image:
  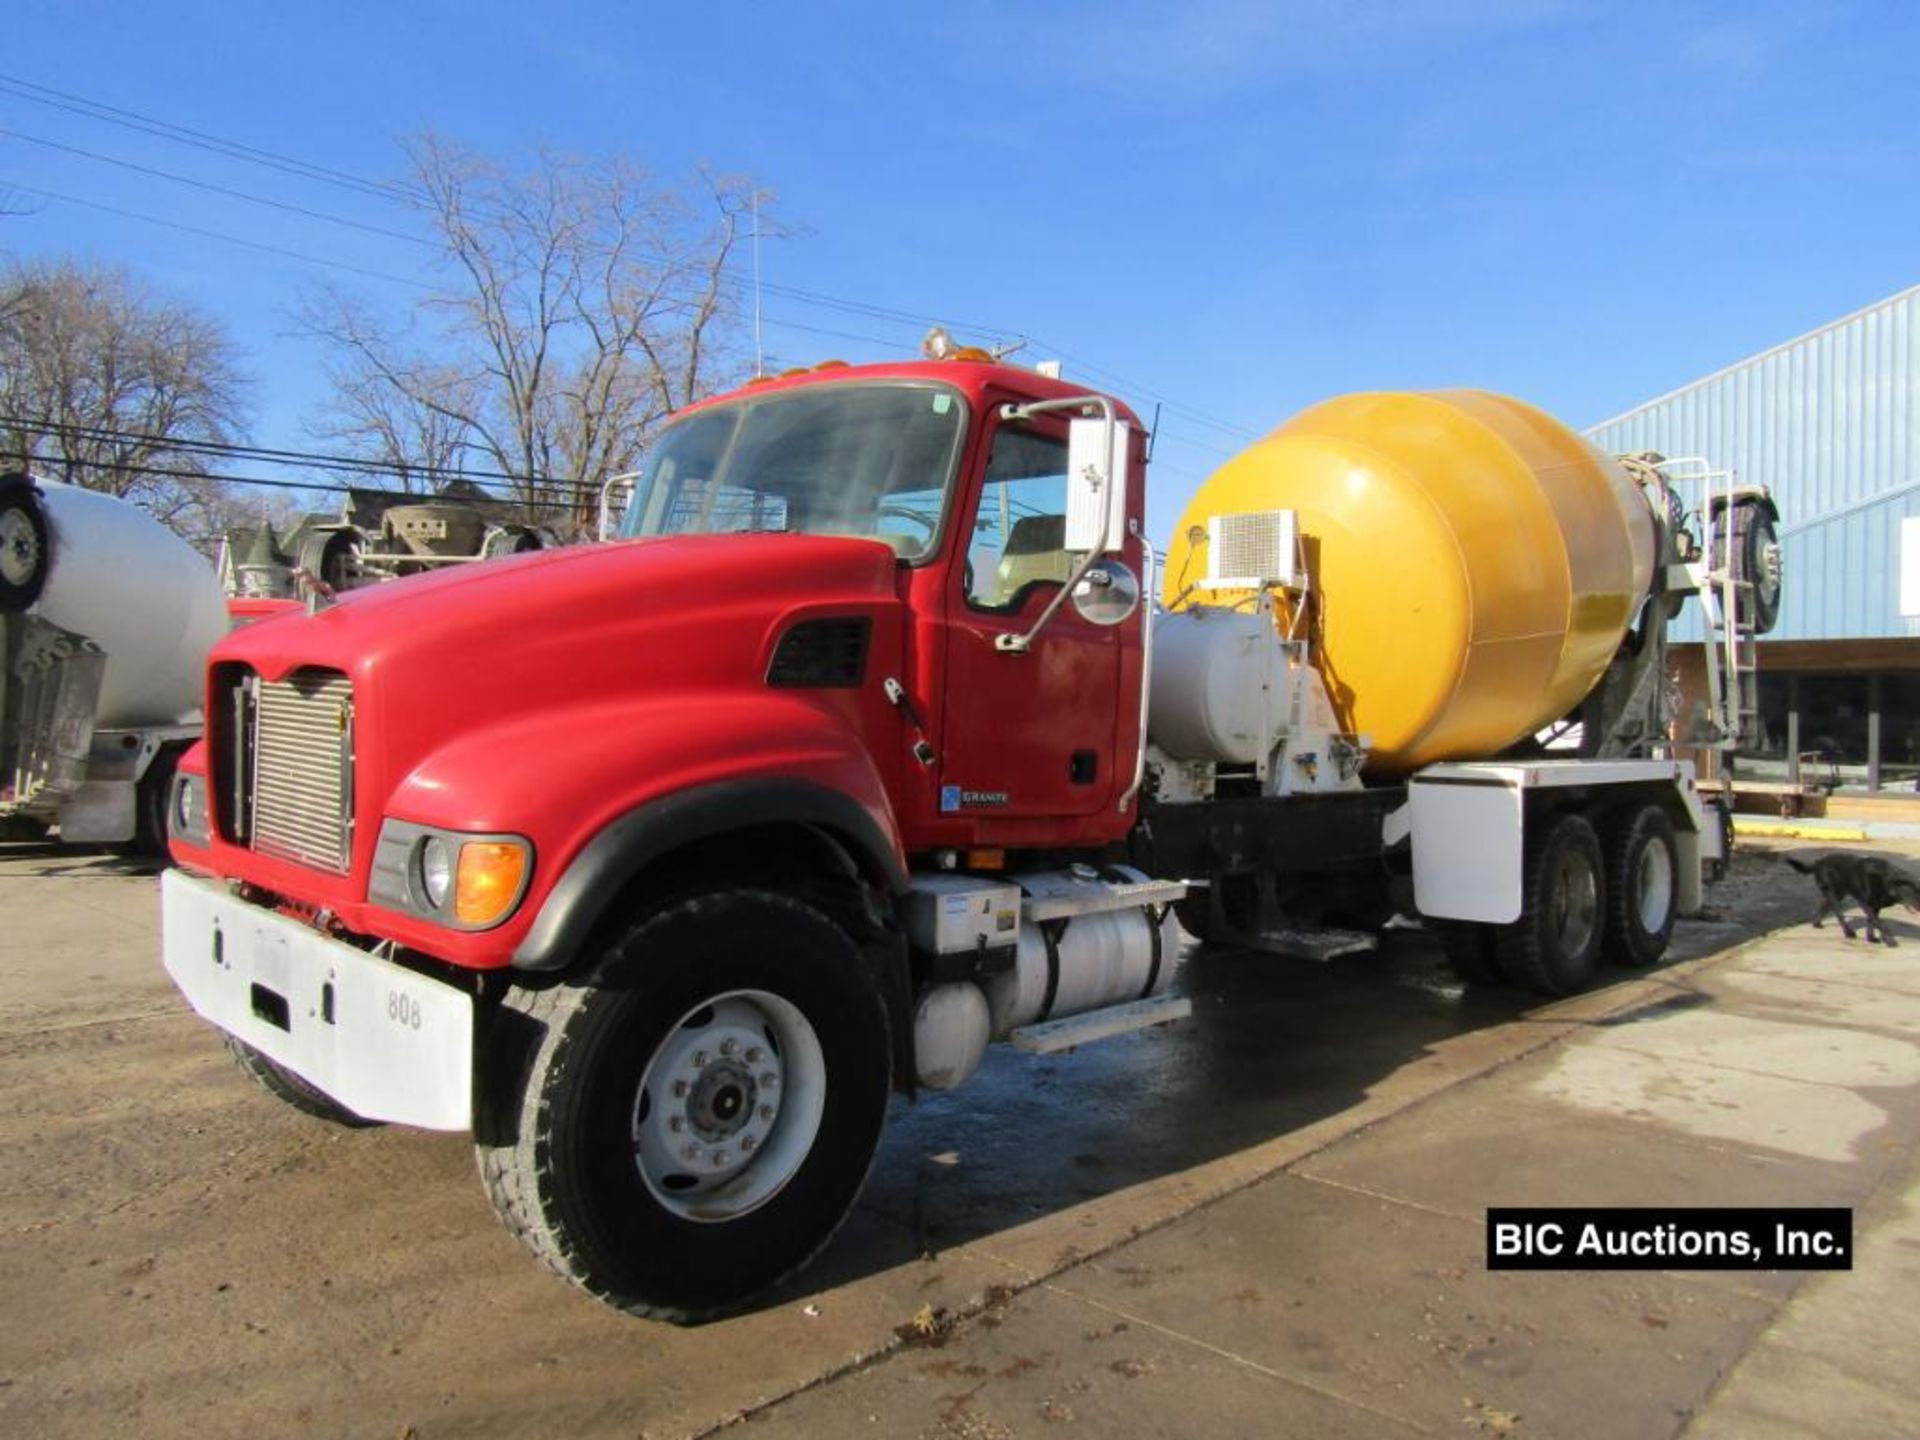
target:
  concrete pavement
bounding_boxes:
[1,840,1915,1438]
[736,848,1920,1439]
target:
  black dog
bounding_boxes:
[1786,853,1920,946]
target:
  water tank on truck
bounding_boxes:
[1160,390,1658,776]
[1,473,228,849]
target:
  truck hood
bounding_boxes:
[219,533,899,676]
[212,533,906,803]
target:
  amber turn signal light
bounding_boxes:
[454,841,530,927]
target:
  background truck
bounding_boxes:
[1,472,228,851]
[218,479,555,600]
[157,355,1776,1320]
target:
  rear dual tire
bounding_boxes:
[1601,804,1678,969]
[1494,813,1607,996]
[1440,803,1679,997]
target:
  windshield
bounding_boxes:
[619,381,967,561]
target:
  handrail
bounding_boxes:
[1118,530,1156,813]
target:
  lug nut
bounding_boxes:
[692,1050,709,1068]
[720,1038,738,1057]
[684,1144,702,1161]
[745,1047,763,1064]
[760,1072,778,1089]
[668,1116,684,1133]
[740,1134,757,1152]
[672,1079,689,1098]
[759,1104,776,1121]
[713,1149,729,1166]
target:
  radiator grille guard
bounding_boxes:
[246,668,355,873]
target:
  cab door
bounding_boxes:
[935,414,1128,829]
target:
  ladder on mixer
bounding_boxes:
[1698,566,1761,751]
[1651,457,1762,754]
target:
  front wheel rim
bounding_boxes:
[631,990,827,1223]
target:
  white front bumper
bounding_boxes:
[161,869,474,1130]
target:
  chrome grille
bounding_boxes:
[250,669,354,872]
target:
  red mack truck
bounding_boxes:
[159,353,1777,1319]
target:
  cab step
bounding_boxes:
[1010,993,1193,1054]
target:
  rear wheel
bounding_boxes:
[1602,804,1678,968]
[1706,798,1735,883]
[225,1037,380,1127]
[476,890,892,1322]
[481,525,544,558]
[296,527,361,592]
[131,745,183,857]
[1495,812,1606,997]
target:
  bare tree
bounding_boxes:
[0,257,250,540]
[305,136,761,528]
[312,333,482,494]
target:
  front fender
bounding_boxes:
[382,693,905,964]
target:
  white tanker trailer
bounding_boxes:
[1,472,229,851]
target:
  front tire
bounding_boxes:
[1602,804,1678,968]
[225,1037,381,1127]
[477,890,892,1322]
[1495,812,1606,997]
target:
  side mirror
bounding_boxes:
[1069,558,1141,627]
[1064,417,1128,555]
[598,471,640,541]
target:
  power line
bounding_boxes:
[0,69,1036,349]
[0,72,419,206]
[1,172,914,358]
[1,449,599,513]
[1,181,437,290]
[0,127,437,247]
[3,420,596,506]
[1,72,1263,440]
[3,413,557,487]
[2,449,444,499]
[1150,427,1241,461]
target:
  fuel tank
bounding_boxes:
[1163,391,1655,776]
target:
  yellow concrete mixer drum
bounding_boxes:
[1163,390,1655,777]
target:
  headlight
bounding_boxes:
[371,820,533,931]
[419,836,455,909]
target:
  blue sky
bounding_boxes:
[4,0,1916,543]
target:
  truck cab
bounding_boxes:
[162,358,1174,1320]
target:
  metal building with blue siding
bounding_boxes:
[1587,281,1920,793]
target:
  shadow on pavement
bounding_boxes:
[771,851,1820,1314]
